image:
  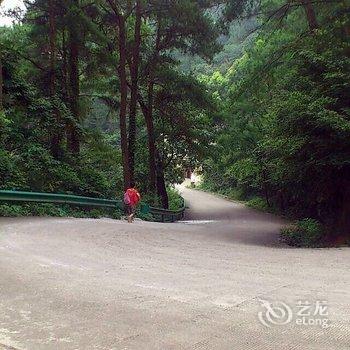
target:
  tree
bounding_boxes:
[200,1,350,239]
[0,55,3,111]
[66,0,81,154]
[127,0,142,185]
[105,0,133,189]
[151,69,215,207]
[136,0,222,206]
[301,0,318,30]
[48,0,63,158]
[102,0,223,200]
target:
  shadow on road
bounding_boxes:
[179,186,286,248]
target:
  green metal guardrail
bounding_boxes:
[0,190,185,222]
[149,196,186,222]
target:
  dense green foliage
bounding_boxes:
[0,0,226,215]
[280,218,324,248]
[0,58,123,195]
[0,10,123,199]
[197,2,350,243]
[0,202,123,219]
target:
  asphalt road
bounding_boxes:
[0,187,349,350]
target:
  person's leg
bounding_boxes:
[129,205,136,222]
[125,205,133,223]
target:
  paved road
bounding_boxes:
[0,187,349,350]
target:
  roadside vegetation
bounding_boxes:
[191,2,350,247]
[0,0,223,214]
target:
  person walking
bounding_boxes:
[123,185,141,223]
[190,172,196,188]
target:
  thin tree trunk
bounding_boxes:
[342,1,350,36]
[62,29,69,102]
[139,96,157,195]
[146,80,157,193]
[0,57,3,111]
[128,0,142,185]
[301,0,318,31]
[106,0,131,189]
[118,14,131,189]
[67,3,80,154]
[48,0,56,100]
[140,23,161,195]
[48,0,62,158]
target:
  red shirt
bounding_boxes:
[126,188,141,206]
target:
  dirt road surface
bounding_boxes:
[0,187,349,350]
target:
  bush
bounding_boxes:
[225,187,246,201]
[0,203,123,220]
[167,187,184,210]
[136,211,155,221]
[0,204,31,217]
[246,197,272,212]
[280,218,324,247]
[30,203,68,217]
[198,181,246,201]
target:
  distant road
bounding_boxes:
[0,187,349,349]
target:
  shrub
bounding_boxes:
[246,197,271,211]
[225,187,246,201]
[0,204,31,217]
[198,182,246,201]
[111,208,123,220]
[167,187,184,210]
[280,218,324,247]
[29,203,67,217]
[136,211,154,222]
[0,203,123,220]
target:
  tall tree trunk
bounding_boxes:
[0,57,3,111]
[118,14,131,189]
[128,0,142,185]
[48,0,62,158]
[48,0,56,102]
[62,29,69,103]
[140,23,161,195]
[67,4,80,154]
[146,78,158,194]
[301,0,318,31]
[139,96,157,195]
[156,150,169,209]
[342,1,350,37]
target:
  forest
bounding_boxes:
[0,0,349,245]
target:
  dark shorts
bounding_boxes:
[125,204,136,216]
